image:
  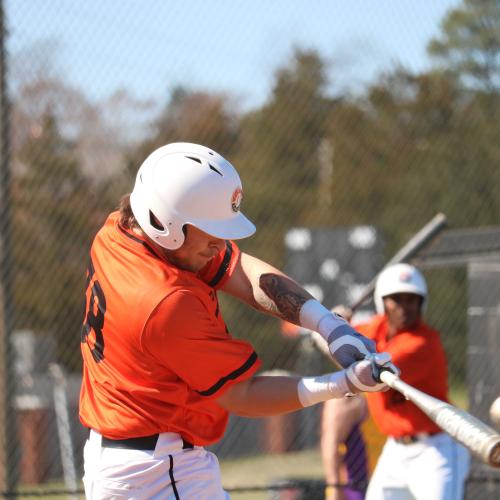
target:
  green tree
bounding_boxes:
[223,49,334,367]
[428,0,500,92]
[326,66,499,247]
[237,48,333,256]
[12,112,104,369]
[126,88,241,185]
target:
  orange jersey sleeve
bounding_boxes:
[358,315,448,437]
[142,288,259,397]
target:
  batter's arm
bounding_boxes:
[222,252,380,369]
[220,252,315,325]
[218,359,390,417]
[217,375,304,417]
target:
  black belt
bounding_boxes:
[87,429,194,451]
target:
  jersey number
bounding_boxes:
[81,259,107,362]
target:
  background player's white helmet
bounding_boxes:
[374,263,427,314]
[130,142,256,250]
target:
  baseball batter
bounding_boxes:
[356,264,470,500]
[79,143,398,499]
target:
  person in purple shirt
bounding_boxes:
[321,395,369,500]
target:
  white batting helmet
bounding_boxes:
[374,263,427,314]
[130,142,256,250]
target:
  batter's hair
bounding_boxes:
[119,194,141,230]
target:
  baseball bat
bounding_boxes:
[380,370,500,468]
[349,212,447,312]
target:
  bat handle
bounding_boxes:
[379,369,400,388]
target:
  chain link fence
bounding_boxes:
[1,0,499,498]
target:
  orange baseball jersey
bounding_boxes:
[79,211,261,445]
[357,315,448,437]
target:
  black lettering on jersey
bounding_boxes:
[81,258,107,362]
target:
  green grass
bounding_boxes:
[449,384,468,410]
[16,481,84,500]
[220,448,324,499]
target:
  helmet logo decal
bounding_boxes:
[399,270,412,282]
[231,188,243,213]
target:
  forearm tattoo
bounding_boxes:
[259,273,309,324]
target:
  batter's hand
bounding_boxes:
[345,352,400,393]
[326,319,377,369]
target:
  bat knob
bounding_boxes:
[490,440,500,468]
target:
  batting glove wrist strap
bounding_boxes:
[297,371,353,407]
[299,299,346,341]
[299,299,376,369]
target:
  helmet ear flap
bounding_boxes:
[130,186,183,249]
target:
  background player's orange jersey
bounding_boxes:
[79,212,261,445]
[357,314,448,437]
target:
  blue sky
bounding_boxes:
[7,1,461,110]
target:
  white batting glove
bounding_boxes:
[345,352,400,393]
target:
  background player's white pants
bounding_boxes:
[83,430,230,500]
[366,432,470,500]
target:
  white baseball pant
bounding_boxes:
[366,432,470,500]
[83,430,229,499]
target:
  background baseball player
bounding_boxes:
[79,142,398,499]
[348,263,471,500]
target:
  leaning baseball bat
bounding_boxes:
[309,213,447,358]
[349,212,447,312]
[380,370,500,468]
